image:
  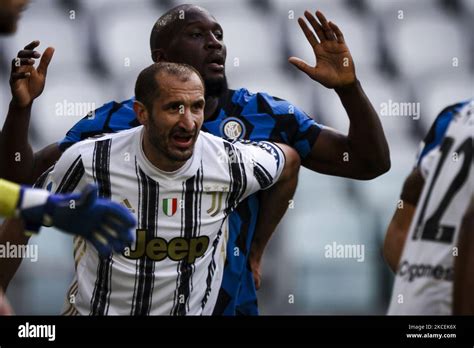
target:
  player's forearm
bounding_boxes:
[251,174,298,261]
[0,102,35,183]
[250,147,300,265]
[453,200,474,315]
[334,80,390,178]
[0,219,30,291]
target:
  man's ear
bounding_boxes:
[133,101,148,126]
[152,49,166,63]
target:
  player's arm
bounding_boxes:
[0,40,59,184]
[383,168,425,272]
[232,140,298,289]
[289,10,390,180]
[249,144,300,289]
[453,196,474,315]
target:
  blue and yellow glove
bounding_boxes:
[17,184,136,256]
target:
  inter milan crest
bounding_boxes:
[221,117,246,140]
[162,198,178,217]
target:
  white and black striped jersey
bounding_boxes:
[38,126,284,315]
[388,99,473,315]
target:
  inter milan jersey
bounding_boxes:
[58,88,322,315]
[41,126,284,315]
[388,99,473,315]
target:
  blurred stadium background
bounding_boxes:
[0,0,472,315]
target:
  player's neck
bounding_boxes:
[204,96,219,120]
[204,89,228,120]
[141,133,188,173]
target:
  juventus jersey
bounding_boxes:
[388,99,473,315]
[39,126,284,315]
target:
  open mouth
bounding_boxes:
[171,133,194,148]
[206,56,225,71]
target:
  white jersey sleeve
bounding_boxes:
[232,140,285,198]
[35,142,88,194]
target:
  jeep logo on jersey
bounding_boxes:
[162,198,178,216]
[124,230,210,263]
[221,118,246,140]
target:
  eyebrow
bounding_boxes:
[184,21,222,31]
[162,98,205,108]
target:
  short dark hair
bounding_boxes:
[149,4,197,59]
[134,62,204,113]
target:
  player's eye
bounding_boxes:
[214,30,223,40]
[166,103,181,111]
[192,101,204,111]
[190,32,202,39]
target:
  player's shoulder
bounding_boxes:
[76,97,135,126]
[59,97,137,151]
[64,125,141,158]
[232,87,299,115]
[417,99,472,160]
[428,99,472,134]
[199,130,251,165]
[200,131,282,165]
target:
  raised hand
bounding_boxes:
[10,40,54,108]
[289,10,356,89]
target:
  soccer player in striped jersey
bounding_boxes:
[0,5,390,315]
[384,99,473,314]
[40,62,294,315]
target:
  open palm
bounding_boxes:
[289,10,356,89]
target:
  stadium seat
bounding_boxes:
[210,5,281,70]
[279,0,380,72]
[383,7,466,78]
[366,0,442,15]
[275,172,382,314]
[94,2,164,79]
[2,0,88,69]
[414,70,474,134]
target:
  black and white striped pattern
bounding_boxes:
[90,139,113,315]
[223,142,247,215]
[253,162,274,189]
[171,164,204,315]
[130,163,159,316]
[55,156,84,194]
